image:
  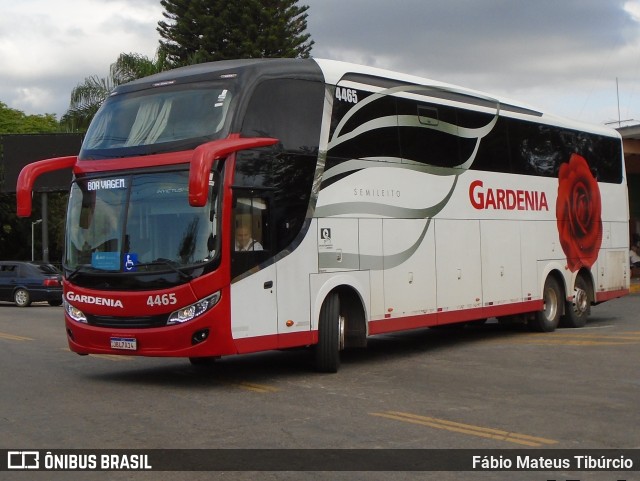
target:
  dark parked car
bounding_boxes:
[0,261,63,307]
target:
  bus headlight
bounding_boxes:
[64,299,87,323]
[167,291,221,325]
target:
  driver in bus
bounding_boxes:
[235,225,263,252]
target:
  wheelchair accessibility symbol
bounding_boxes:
[124,253,138,272]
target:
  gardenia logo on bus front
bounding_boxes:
[66,291,124,308]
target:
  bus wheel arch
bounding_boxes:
[314,285,367,373]
[334,285,367,348]
[529,271,565,332]
[560,269,593,328]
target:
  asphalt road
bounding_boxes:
[1,294,639,481]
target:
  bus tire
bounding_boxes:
[529,276,562,332]
[315,292,343,373]
[189,356,218,367]
[560,275,590,328]
[14,288,31,307]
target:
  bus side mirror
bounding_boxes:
[189,137,278,207]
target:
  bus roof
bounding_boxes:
[113,58,323,95]
[113,57,618,139]
[313,58,619,138]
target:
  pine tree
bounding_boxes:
[157,0,314,66]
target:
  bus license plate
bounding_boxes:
[110,337,137,350]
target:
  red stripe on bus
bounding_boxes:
[595,288,629,303]
[368,300,542,335]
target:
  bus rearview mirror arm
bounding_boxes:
[189,137,278,207]
[16,156,78,217]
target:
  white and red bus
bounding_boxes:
[17,59,629,372]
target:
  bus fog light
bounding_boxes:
[167,291,220,325]
[64,299,87,323]
[192,329,210,345]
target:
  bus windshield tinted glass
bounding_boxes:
[80,82,233,159]
[65,171,219,274]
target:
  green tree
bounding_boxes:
[60,75,114,131]
[110,49,170,85]
[62,49,169,131]
[157,0,314,66]
[0,101,59,134]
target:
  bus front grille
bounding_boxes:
[86,314,168,328]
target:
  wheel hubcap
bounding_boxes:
[338,315,345,351]
[572,287,588,315]
[544,287,557,320]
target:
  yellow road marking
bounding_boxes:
[371,411,558,447]
[232,382,279,393]
[60,348,134,361]
[515,339,636,346]
[91,354,135,361]
[548,332,640,340]
[58,347,278,389]
[496,331,640,346]
[0,331,34,341]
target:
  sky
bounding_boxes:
[1,0,640,127]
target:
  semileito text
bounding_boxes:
[469,180,548,211]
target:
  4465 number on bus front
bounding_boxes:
[146,294,177,307]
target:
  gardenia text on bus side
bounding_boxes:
[469,180,549,211]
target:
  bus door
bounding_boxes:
[229,190,278,348]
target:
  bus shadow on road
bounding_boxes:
[81,310,622,388]
[81,319,550,387]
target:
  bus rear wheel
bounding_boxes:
[315,292,344,373]
[529,276,562,332]
[560,275,590,328]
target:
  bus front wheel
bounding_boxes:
[315,292,344,373]
[189,356,218,367]
[529,276,562,332]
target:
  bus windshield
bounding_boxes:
[79,82,234,160]
[64,170,220,275]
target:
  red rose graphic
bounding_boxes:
[556,153,602,272]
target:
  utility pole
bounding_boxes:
[41,192,49,262]
[31,219,42,261]
[616,77,621,127]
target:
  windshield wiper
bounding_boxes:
[65,264,94,282]
[135,259,193,281]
